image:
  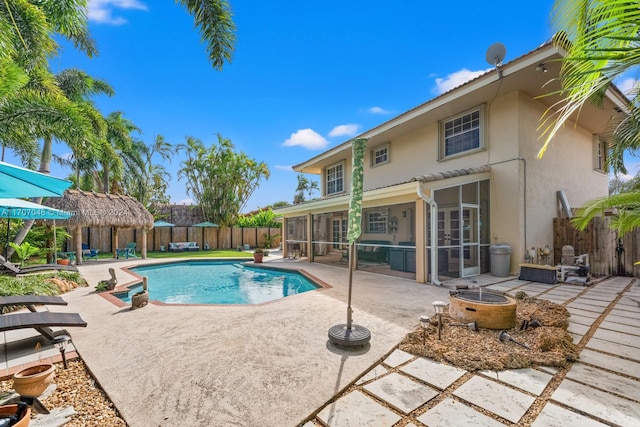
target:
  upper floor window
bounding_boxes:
[593,136,607,172]
[441,106,484,159]
[371,144,389,167]
[367,211,387,233]
[326,162,344,195]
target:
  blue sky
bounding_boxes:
[29,0,566,211]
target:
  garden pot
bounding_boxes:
[0,404,30,426]
[253,252,264,263]
[56,259,70,266]
[12,363,55,397]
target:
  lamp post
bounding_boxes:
[419,315,430,345]
[51,335,71,369]
[432,301,447,340]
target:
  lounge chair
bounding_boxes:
[1,261,77,276]
[0,311,87,340]
[0,295,68,312]
[81,244,99,261]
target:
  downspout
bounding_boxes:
[416,183,442,286]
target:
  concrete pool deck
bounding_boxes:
[2,255,639,426]
[42,254,454,426]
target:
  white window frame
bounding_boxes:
[371,143,390,167]
[593,136,607,173]
[440,105,485,159]
[325,161,345,195]
[367,211,387,234]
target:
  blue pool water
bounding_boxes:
[116,260,319,304]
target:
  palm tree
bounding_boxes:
[546,1,640,235]
[122,135,174,207]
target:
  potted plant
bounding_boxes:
[253,248,264,263]
[12,343,56,399]
[56,253,70,266]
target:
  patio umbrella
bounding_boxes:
[328,138,371,347]
[153,220,175,251]
[0,198,73,261]
[0,161,72,198]
[193,221,218,249]
[153,220,175,227]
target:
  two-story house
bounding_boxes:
[276,40,627,284]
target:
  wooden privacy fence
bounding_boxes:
[553,217,639,277]
[69,227,281,254]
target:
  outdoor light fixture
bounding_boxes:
[419,315,430,345]
[51,335,71,369]
[536,63,548,72]
[432,301,447,340]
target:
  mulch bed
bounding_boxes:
[399,291,579,371]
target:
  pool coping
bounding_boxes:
[99,257,332,308]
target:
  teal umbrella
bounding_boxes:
[194,221,218,250]
[328,138,371,347]
[193,221,219,227]
[0,161,71,198]
[153,220,175,227]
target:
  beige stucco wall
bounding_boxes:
[283,87,610,279]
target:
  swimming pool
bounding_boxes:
[116,260,320,305]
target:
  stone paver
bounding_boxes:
[453,375,535,423]
[592,328,640,347]
[567,307,600,319]
[316,390,401,427]
[612,303,640,314]
[355,364,388,385]
[532,403,609,427]
[363,372,438,414]
[417,398,504,427]
[565,363,640,401]
[552,379,640,426]
[599,320,640,335]
[567,322,590,336]
[566,301,605,313]
[579,348,640,379]
[605,313,640,327]
[383,349,414,368]
[480,368,553,396]
[400,357,467,390]
[587,337,640,361]
[610,308,638,319]
[571,298,610,308]
[567,314,597,326]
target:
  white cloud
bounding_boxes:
[87,0,147,25]
[329,124,359,138]
[615,77,638,97]
[282,129,329,149]
[275,165,294,171]
[367,106,393,115]
[434,68,490,94]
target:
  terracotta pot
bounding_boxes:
[0,404,31,426]
[253,252,264,263]
[57,259,70,266]
[12,363,56,397]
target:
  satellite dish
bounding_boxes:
[485,42,506,67]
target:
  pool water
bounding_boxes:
[117,260,319,304]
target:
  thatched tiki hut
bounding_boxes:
[44,190,154,264]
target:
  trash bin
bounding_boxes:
[490,244,511,277]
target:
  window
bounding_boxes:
[367,211,387,233]
[371,144,389,166]
[326,162,344,195]
[593,136,607,172]
[441,106,484,158]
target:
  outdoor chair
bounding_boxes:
[125,242,137,258]
[81,244,99,261]
[0,311,87,340]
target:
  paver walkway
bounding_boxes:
[303,276,640,426]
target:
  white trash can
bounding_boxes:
[490,244,511,277]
